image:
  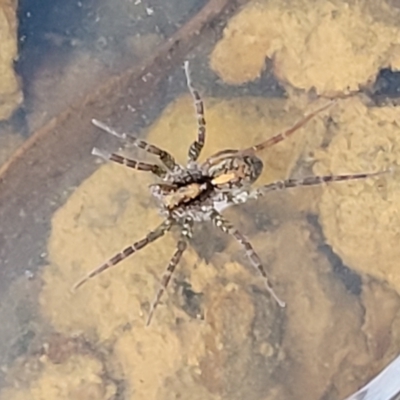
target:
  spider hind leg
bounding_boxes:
[241,100,336,156]
[211,211,285,308]
[250,170,388,200]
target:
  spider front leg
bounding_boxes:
[184,61,206,164]
[146,219,193,325]
[92,148,167,178]
[73,219,173,290]
[210,211,285,308]
[92,119,181,172]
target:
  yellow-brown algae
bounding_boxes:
[210,0,400,95]
[249,221,370,400]
[0,0,22,120]
[313,97,400,294]
[0,354,116,400]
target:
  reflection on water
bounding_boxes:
[2,0,400,399]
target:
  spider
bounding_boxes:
[73,62,384,325]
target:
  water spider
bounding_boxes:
[73,62,385,325]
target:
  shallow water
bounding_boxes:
[1,0,400,399]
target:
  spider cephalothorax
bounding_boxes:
[74,62,385,325]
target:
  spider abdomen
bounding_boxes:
[207,154,263,190]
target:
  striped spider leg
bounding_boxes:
[209,170,388,311]
[92,147,167,178]
[91,119,181,173]
[202,100,335,170]
[210,210,285,307]
[240,99,336,156]
[73,219,173,290]
[184,61,206,164]
[146,218,193,326]
[225,170,388,206]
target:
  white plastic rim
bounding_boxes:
[344,355,400,400]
